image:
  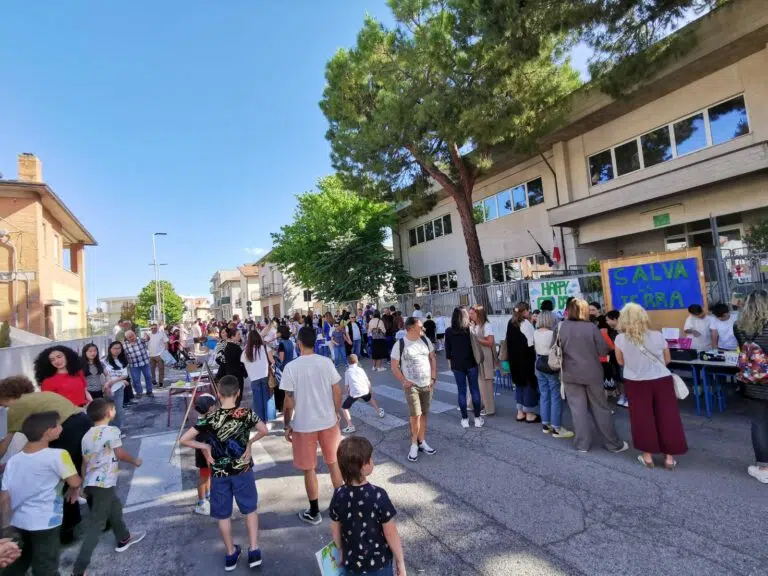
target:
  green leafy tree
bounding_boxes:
[474,0,728,97]
[270,175,410,302]
[120,301,137,323]
[135,280,184,327]
[321,0,581,286]
[745,220,768,253]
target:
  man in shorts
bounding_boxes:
[281,326,344,525]
[391,317,438,462]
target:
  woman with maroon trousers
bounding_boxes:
[615,303,687,469]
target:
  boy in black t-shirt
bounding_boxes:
[329,437,405,576]
[181,376,268,571]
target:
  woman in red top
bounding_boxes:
[34,345,91,407]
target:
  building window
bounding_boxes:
[527,178,544,207]
[413,270,458,293]
[473,176,545,225]
[708,95,749,146]
[483,196,498,221]
[614,140,641,176]
[641,126,673,168]
[588,95,750,186]
[485,254,553,282]
[53,234,59,264]
[589,150,614,185]
[409,214,452,248]
[42,223,48,256]
[673,113,707,156]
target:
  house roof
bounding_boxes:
[0,180,97,245]
[238,264,260,277]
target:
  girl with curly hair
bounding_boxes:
[35,345,91,407]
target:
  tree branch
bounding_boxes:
[406,144,458,196]
[448,142,474,200]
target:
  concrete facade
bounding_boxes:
[96,296,138,328]
[396,0,768,290]
[238,264,261,320]
[209,269,241,321]
[255,256,319,319]
[0,154,96,338]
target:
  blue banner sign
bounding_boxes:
[608,257,702,310]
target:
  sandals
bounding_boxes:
[663,459,677,471]
[637,454,655,468]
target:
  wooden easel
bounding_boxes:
[168,362,220,463]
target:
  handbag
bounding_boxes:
[498,339,508,362]
[548,326,562,372]
[265,345,278,389]
[637,342,689,400]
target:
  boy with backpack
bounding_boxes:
[181,375,268,571]
[390,317,437,463]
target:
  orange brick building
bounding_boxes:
[0,154,97,339]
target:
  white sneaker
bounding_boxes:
[418,441,436,455]
[194,501,210,515]
[377,408,385,418]
[460,418,469,429]
[474,416,485,428]
[748,465,768,484]
[610,441,630,454]
[408,443,418,462]
[480,409,487,417]
[342,425,356,434]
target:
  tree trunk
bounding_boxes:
[452,187,485,286]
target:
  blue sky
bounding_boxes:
[0,1,589,308]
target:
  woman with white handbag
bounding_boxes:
[615,303,688,470]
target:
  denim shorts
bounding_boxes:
[210,473,258,519]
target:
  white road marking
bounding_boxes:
[249,433,277,473]
[125,432,182,508]
[348,402,407,431]
[439,370,453,376]
[123,488,197,514]
[372,385,455,414]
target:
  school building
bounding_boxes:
[394,0,768,296]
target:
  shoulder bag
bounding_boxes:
[548,325,562,372]
[636,341,689,400]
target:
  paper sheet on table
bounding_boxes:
[662,328,680,340]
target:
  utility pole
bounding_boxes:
[152,232,167,323]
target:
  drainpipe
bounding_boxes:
[0,233,18,327]
[540,154,569,271]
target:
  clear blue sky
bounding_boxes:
[0,1,589,308]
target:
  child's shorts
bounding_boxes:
[199,467,210,479]
[210,473,258,519]
[195,448,210,471]
[342,393,372,410]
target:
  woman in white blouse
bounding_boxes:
[103,341,130,429]
[470,305,496,416]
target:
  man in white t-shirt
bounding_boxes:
[191,320,203,353]
[709,303,739,351]
[147,323,169,388]
[281,326,343,526]
[391,317,437,462]
[411,303,424,319]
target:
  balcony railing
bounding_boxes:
[260,283,282,297]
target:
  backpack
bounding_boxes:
[737,341,768,384]
[398,335,430,357]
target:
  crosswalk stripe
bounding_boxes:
[125,432,182,507]
[249,433,278,472]
[372,385,455,414]
[439,370,453,376]
[348,402,407,431]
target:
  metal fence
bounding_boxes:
[702,247,768,305]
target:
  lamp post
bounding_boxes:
[152,232,167,322]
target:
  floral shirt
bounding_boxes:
[194,407,261,477]
[82,425,122,488]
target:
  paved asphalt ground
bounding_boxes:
[57,354,768,576]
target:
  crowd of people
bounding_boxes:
[0,289,766,574]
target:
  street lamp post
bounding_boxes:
[152,232,167,322]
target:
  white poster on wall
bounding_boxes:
[529,279,581,313]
